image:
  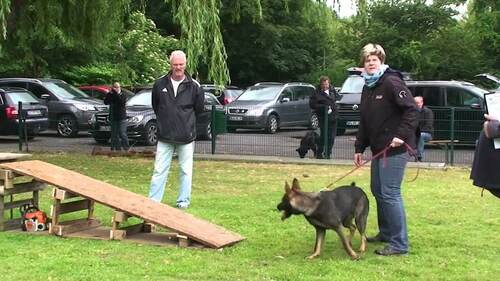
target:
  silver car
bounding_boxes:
[226,82,319,133]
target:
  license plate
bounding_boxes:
[100,126,111,131]
[229,116,243,121]
[27,110,41,116]
[346,121,360,126]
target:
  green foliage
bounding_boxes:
[1,152,499,280]
[0,0,9,40]
[0,0,129,77]
[120,11,179,84]
[61,63,128,86]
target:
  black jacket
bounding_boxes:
[104,89,127,121]
[355,69,418,156]
[417,106,434,136]
[309,86,341,120]
[151,72,204,144]
[470,131,500,196]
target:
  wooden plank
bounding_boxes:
[58,199,91,215]
[3,218,23,231]
[0,153,31,162]
[177,234,190,248]
[0,180,46,196]
[113,211,130,223]
[0,160,245,248]
[52,218,101,236]
[52,188,79,200]
[4,198,34,210]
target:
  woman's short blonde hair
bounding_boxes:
[360,43,386,65]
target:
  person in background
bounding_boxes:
[470,114,500,199]
[104,82,129,151]
[309,76,341,159]
[414,96,434,161]
[148,50,204,209]
[354,43,418,256]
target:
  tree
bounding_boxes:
[0,0,129,77]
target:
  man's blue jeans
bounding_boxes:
[370,152,409,252]
[417,132,432,160]
[148,141,194,207]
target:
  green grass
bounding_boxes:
[1,152,499,281]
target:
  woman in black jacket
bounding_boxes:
[470,114,500,198]
[354,43,418,256]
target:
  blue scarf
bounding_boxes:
[362,64,389,88]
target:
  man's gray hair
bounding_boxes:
[170,50,187,62]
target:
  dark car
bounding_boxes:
[0,78,107,137]
[88,89,224,145]
[201,84,243,105]
[0,87,49,139]
[79,85,134,100]
[225,82,319,133]
[336,69,490,143]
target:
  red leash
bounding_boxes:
[325,143,418,189]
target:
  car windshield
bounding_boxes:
[6,91,39,104]
[340,75,365,94]
[237,85,281,101]
[43,82,90,99]
[464,84,490,97]
[127,90,152,106]
[225,89,243,98]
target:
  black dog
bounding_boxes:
[277,178,369,260]
[296,131,319,158]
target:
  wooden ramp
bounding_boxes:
[0,160,244,248]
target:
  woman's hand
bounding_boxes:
[483,114,499,138]
[390,137,404,147]
[354,153,363,167]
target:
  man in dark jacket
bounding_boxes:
[414,96,434,161]
[104,82,129,151]
[309,76,341,159]
[148,50,204,209]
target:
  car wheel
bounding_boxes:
[57,115,78,137]
[204,122,212,140]
[265,114,278,134]
[144,121,158,146]
[310,113,319,129]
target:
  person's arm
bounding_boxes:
[390,77,418,144]
[193,85,204,114]
[424,107,434,135]
[103,90,113,105]
[151,85,159,116]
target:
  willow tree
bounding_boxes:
[0,0,129,76]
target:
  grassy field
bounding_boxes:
[0,152,499,281]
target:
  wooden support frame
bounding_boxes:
[50,188,100,236]
[0,172,46,231]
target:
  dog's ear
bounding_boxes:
[292,178,301,190]
[285,181,291,193]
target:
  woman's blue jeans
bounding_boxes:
[370,152,410,252]
[148,141,194,207]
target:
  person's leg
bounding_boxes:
[419,132,432,160]
[317,118,326,158]
[326,119,337,159]
[118,120,130,150]
[370,158,390,241]
[377,153,409,252]
[110,121,119,150]
[148,141,175,202]
[176,141,194,207]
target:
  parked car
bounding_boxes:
[225,82,319,133]
[336,70,490,143]
[88,89,224,145]
[201,84,243,105]
[0,78,107,137]
[473,73,500,92]
[79,85,134,100]
[0,87,49,139]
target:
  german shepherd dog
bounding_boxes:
[277,178,369,260]
[296,131,320,158]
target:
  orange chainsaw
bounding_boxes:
[20,204,50,232]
